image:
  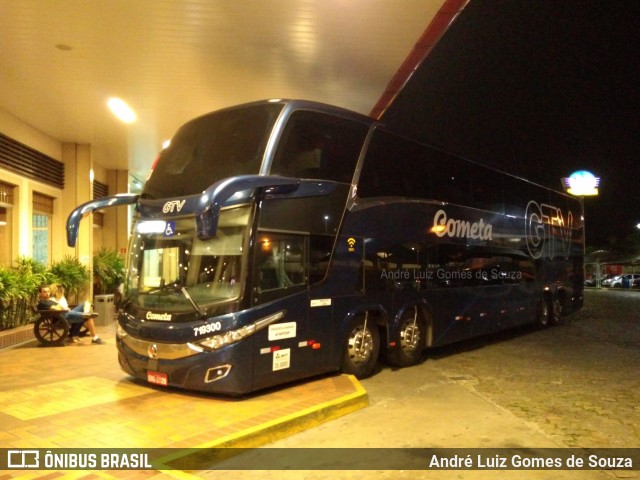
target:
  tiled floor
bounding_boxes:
[0,324,368,478]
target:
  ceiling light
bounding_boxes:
[107,97,137,123]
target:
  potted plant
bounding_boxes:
[93,248,125,295]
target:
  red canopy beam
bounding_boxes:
[370,0,470,120]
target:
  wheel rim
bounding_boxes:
[347,326,373,366]
[540,301,550,326]
[399,319,420,353]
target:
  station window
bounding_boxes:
[32,192,54,265]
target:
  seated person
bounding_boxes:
[37,285,105,345]
[52,284,69,309]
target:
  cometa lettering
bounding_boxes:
[146,312,172,321]
[433,209,493,241]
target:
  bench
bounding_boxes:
[32,307,98,346]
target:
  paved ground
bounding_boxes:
[0,289,638,479]
[440,289,640,450]
[214,289,639,479]
[0,326,367,479]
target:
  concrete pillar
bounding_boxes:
[61,143,93,298]
[16,177,30,258]
[104,169,130,254]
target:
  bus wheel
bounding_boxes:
[550,296,563,324]
[385,306,425,367]
[341,313,380,379]
[538,298,550,328]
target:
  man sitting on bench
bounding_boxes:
[37,285,105,345]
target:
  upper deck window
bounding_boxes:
[143,103,283,199]
[270,110,368,183]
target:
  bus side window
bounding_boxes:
[468,162,504,213]
[429,152,471,206]
[502,175,532,219]
[358,128,431,199]
[308,235,333,284]
[253,234,307,304]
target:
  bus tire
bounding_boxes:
[385,306,425,367]
[538,298,551,328]
[341,313,380,379]
[550,295,563,324]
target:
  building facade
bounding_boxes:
[0,108,130,294]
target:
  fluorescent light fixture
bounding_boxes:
[107,97,137,123]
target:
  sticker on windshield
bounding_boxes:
[164,221,176,237]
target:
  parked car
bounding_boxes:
[610,273,640,288]
[601,275,619,287]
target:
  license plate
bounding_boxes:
[147,370,168,386]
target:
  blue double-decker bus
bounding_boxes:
[67,99,583,395]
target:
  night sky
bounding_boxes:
[381,0,639,249]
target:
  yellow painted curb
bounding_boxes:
[155,375,368,471]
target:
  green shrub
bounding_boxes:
[93,248,125,295]
[49,255,91,304]
[0,257,51,329]
[0,256,92,330]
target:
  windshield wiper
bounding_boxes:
[180,286,205,318]
[147,279,181,295]
[147,280,205,318]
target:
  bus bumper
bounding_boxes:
[116,335,255,396]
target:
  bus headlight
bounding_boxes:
[116,323,128,339]
[195,310,285,351]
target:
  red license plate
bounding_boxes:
[147,370,168,386]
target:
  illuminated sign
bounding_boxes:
[563,170,600,196]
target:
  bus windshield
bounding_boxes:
[142,103,283,199]
[126,206,251,314]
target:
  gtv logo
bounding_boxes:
[162,199,186,214]
[525,200,573,259]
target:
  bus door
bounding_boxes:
[305,233,338,368]
[250,232,331,389]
